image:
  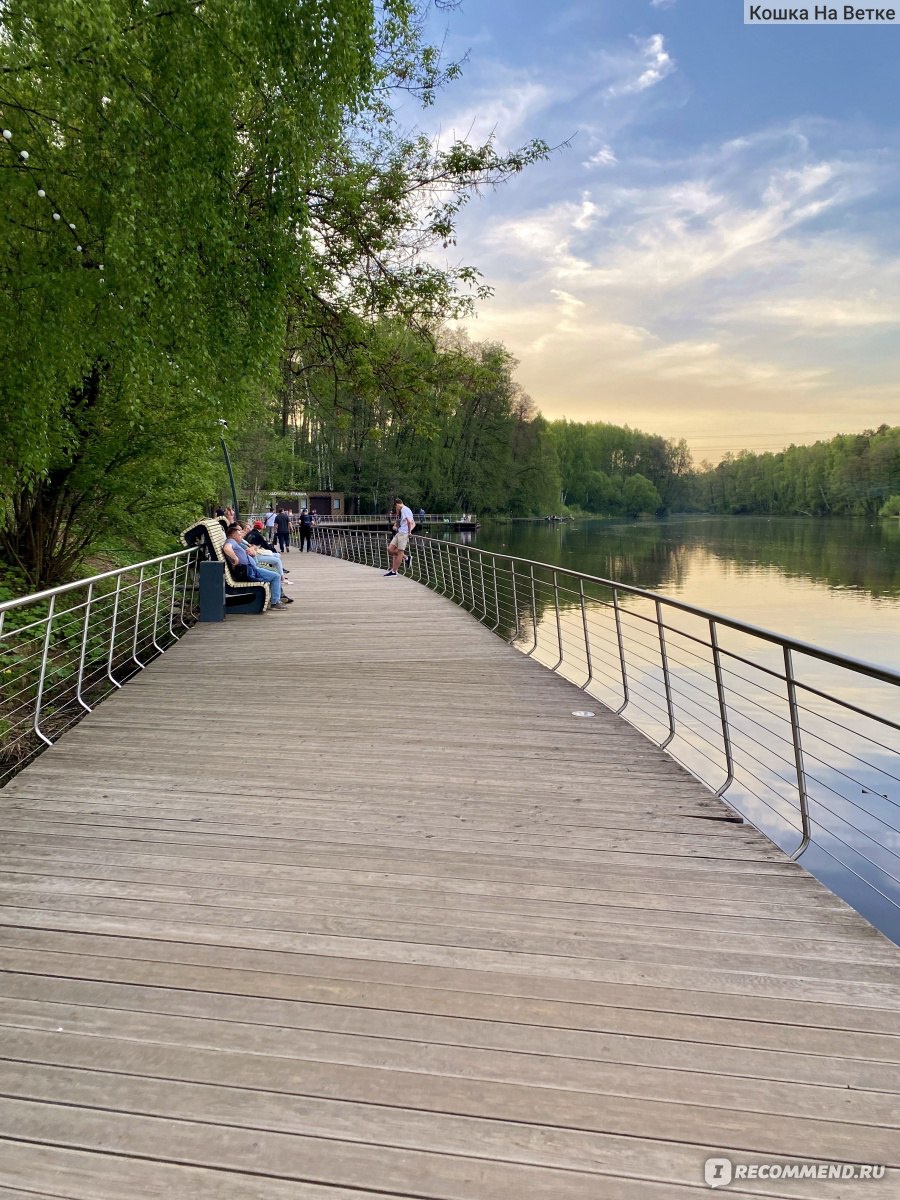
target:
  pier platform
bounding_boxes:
[0,554,897,1197]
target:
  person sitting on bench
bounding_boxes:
[222,523,288,610]
[243,521,294,593]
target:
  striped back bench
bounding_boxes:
[180,518,271,614]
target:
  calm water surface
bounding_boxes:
[466,516,900,669]
[438,516,900,940]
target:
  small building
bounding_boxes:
[266,491,307,514]
[306,492,345,517]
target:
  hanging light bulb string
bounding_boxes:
[2,126,104,277]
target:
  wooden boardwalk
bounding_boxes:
[0,554,897,1199]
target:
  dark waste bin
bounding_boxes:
[199,560,226,622]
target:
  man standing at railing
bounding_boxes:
[298,508,314,552]
[385,497,415,577]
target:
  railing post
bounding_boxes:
[579,579,593,690]
[151,561,165,653]
[710,620,735,797]
[132,566,147,669]
[508,559,520,644]
[527,565,538,656]
[180,555,196,629]
[613,588,630,714]
[552,570,563,670]
[33,595,57,746]
[439,542,448,596]
[168,558,180,637]
[656,599,676,748]
[784,646,812,859]
[107,576,124,689]
[76,583,95,712]
[478,557,487,621]
[490,555,500,632]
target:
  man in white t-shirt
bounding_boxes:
[385,496,415,576]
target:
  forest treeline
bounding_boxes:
[2,3,898,591]
[241,329,899,524]
[691,427,900,519]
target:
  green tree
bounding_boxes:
[1,0,387,585]
[621,473,661,517]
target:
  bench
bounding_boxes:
[180,518,271,614]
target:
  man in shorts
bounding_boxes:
[385,496,415,576]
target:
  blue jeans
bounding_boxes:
[252,565,281,604]
[254,552,283,576]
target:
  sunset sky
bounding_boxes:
[417,0,900,463]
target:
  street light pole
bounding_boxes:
[217,420,240,522]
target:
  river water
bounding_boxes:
[436,516,900,941]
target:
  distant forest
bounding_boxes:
[690,426,900,518]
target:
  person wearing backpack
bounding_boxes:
[298,508,314,552]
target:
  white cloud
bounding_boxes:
[432,73,551,146]
[607,34,675,98]
[650,0,677,8]
[583,145,618,169]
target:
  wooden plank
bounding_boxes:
[0,1097,880,1199]
[0,868,877,949]
[1,1028,897,1161]
[0,855,865,931]
[3,977,900,1107]
[0,1060,896,1171]
[3,907,899,1007]
[0,1139,415,1200]
[4,950,899,1061]
[2,994,899,1099]
[2,925,898,1034]
[0,883,894,972]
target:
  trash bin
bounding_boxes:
[198,560,226,622]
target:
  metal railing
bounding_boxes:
[0,549,200,786]
[290,512,477,526]
[319,529,900,936]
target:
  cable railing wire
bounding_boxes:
[0,549,199,785]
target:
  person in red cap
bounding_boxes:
[242,520,292,588]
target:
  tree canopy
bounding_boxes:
[1,0,549,585]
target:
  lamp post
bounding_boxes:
[217,419,240,522]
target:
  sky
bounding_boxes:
[413,0,900,464]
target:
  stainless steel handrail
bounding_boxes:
[317,528,900,935]
[0,548,199,785]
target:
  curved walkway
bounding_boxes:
[0,554,897,1198]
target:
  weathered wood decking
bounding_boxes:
[0,554,897,1199]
